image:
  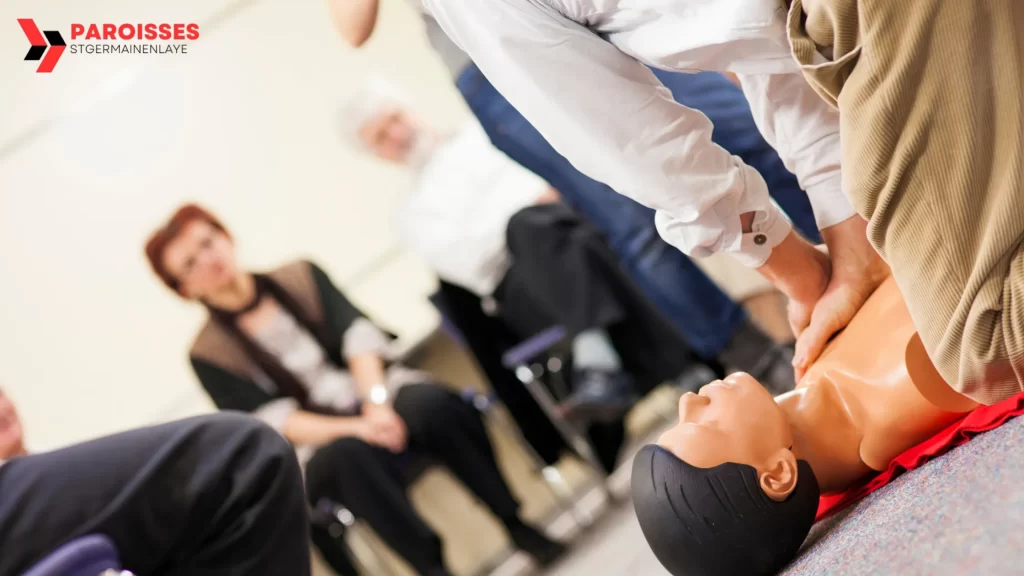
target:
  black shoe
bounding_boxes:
[675,363,719,393]
[757,346,797,395]
[716,320,797,395]
[558,369,637,423]
[506,519,567,567]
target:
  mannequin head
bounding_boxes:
[632,373,819,576]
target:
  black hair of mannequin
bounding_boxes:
[631,444,819,576]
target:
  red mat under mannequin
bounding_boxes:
[816,391,1024,522]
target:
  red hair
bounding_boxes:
[145,203,231,296]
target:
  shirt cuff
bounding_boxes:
[655,198,792,268]
[806,179,857,230]
[343,317,390,359]
[252,398,299,434]
[730,202,792,267]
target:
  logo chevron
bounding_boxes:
[18,19,66,73]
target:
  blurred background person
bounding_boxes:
[0,388,26,462]
[341,78,735,472]
[0,387,312,576]
[145,204,565,576]
[345,77,645,424]
[330,0,811,389]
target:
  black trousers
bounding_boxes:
[436,280,627,474]
[305,383,520,575]
[0,414,310,576]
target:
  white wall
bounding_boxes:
[0,0,468,451]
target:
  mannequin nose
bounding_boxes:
[678,391,710,420]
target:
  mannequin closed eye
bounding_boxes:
[657,372,794,473]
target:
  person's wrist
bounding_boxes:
[339,415,367,439]
[820,216,890,282]
[367,383,389,406]
[757,230,830,303]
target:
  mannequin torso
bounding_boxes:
[638,276,983,576]
[778,277,974,491]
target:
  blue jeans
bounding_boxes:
[458,66,752,358]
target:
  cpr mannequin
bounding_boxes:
[632,276,980,576]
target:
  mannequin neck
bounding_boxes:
[775,385,872,494]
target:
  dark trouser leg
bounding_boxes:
[0,414,310,576]
[587,419,627,475]
[305,436,446,574]
[394,383,520,521]
[433,280,567,466]
[310,525,360,576]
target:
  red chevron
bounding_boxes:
[17,19,45,47]
[38,32,65,73]
[18,18,65,73]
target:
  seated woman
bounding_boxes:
[631,276,979,576]
[145,205,564,576]
[0,389,312,576]
[341,77,797,400]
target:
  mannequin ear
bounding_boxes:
[758,449,799,502]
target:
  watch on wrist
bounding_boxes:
[369,384,389,406]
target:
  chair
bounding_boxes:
[21,534,131,576]
[500,325,616,519]
[428,292,598,525]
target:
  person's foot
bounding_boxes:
[716,320,796,395]
[506,519,567,567]
[753,345,797,396]
[558,369,637,423]
[675,363,719,393]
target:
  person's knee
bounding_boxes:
[198,412,288,449]
[193,413,300,477]
[922,295,1024,406]
[309,437,379,479]
[394,383,464,428]
[305,437,381,504]
[948,332,1024,406]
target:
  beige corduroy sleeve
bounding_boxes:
[787,0,1024,405]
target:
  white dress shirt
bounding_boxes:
[396,121,551,296]
[421,0,855,267]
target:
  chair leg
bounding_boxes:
[483,402,585,526]
[322,503,398,576]
[346,524,399,576]
[515,365,615,524]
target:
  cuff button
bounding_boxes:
[753,234,767,245]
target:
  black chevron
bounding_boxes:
[44,30,66,47]
[24,45,46,61]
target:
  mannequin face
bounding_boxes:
[658,373,799,500]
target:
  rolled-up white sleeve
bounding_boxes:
[736,73,856,231]
[424,0,790,267]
